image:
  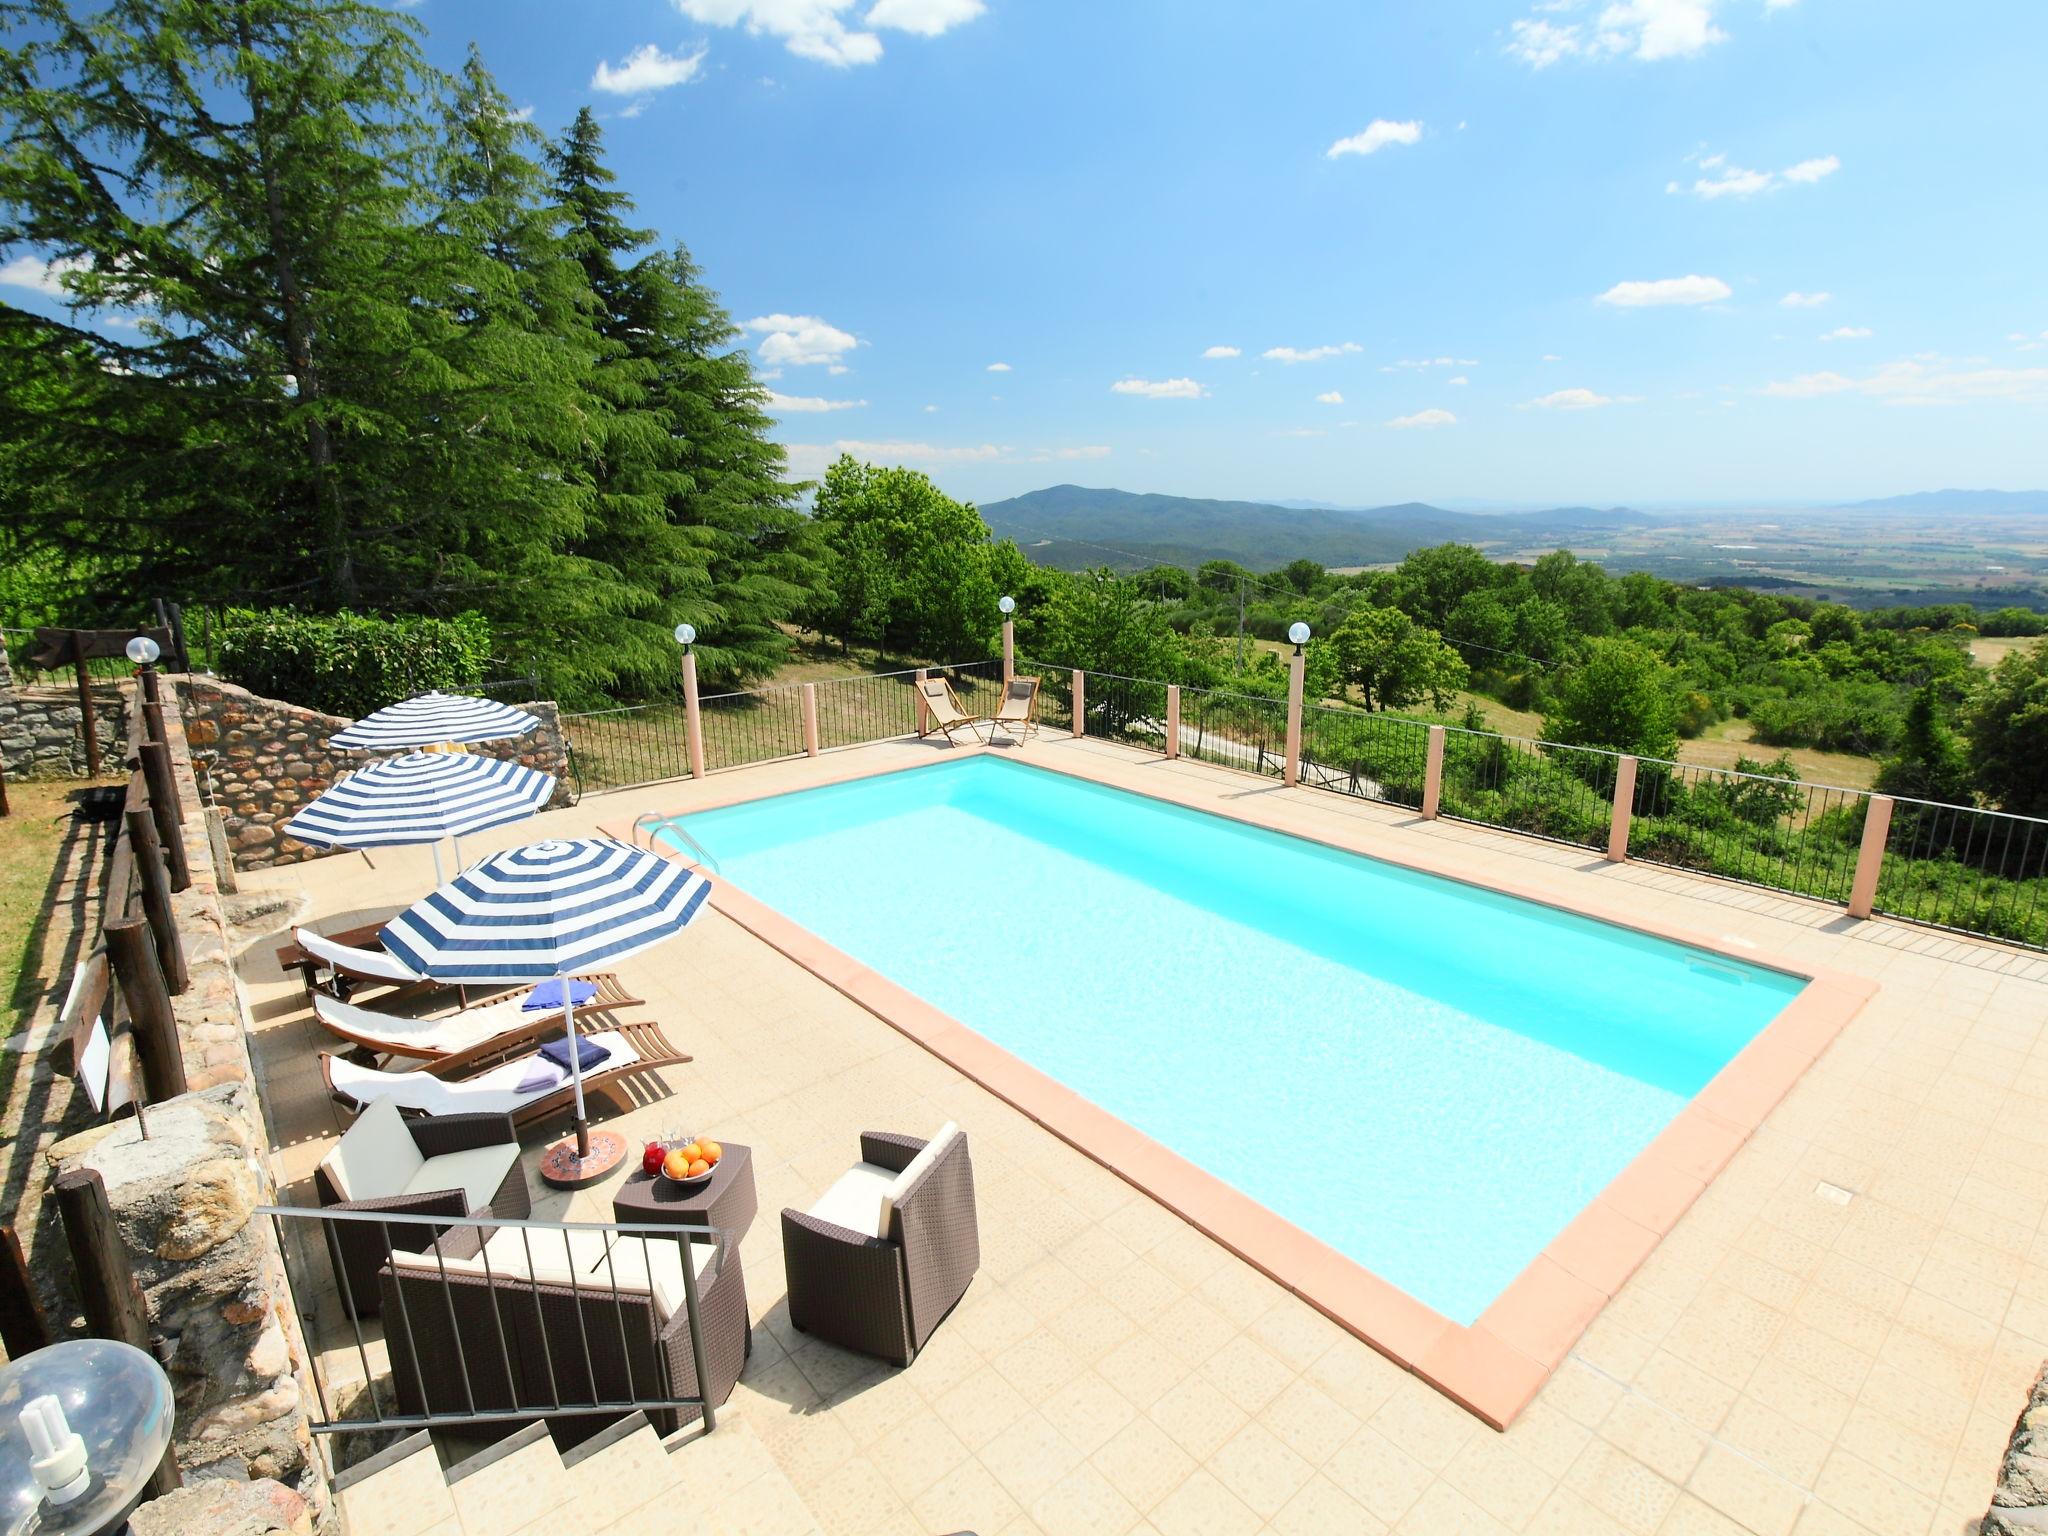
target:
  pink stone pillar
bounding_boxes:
[915,667,931,736]
[1002,621,1015,686]
[1422,725,1445,819]
[1164,684,1180,760]
[1849,794,1894,919]
[1282,647,1305,788]
[801,682,820,757]
[1607,755,1638,863]
[1071,670,1085,739]
[680,649,705,779]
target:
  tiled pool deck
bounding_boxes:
[238,733,2048,1536]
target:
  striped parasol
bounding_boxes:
[328,691,540,751]
[379,839,712,1157]
[283,752,557,857]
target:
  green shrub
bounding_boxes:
[218,609,493,719]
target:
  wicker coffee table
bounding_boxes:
[612,1144,757,1240]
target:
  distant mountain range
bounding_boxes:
[1838,489,2048,516]
[978,485,1650,572]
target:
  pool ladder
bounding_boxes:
[631,811,721,873]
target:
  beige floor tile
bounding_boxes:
[1146,1467,1260,1536]
[336,1445,458,1536]
[1564,1439,1681,1536]
[1260,1377,1360,1467]
[1205,1420,1313,1520]
[908,1456,1022,1536]
[977,1409,1085,1508]
[1149,1373,1252,1461]
[1039,1368,1139,1457]
[1266,1473,1388,1536]
[1027,1461,1142,1535]
[1686,1445,1807,1536]
[1091,1415,1198,1513]
[1323,1426,1433,1527]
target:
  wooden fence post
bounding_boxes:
[680,649,706,779]
[1849,795,1894,919]
[1283,648,1306,788]
[106,918,188,1102]
[138,746,190,891]
[53,1169,180,1501]
[0,752,9,818]
[1070,671,1085,739]
[1422,725,1445,819]
[1164,685,1180,760]
[914,668,931,736]
[125,808,189,994]
[143,698,168,750]
[801,682,820,758]
[0,1225,49,1358]
[139,664,162,709]
[72,629,102,776]
[1607,756,1638,863]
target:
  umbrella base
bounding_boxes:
[538,1129,627,1189]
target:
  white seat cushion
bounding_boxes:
[878,1122,960,1239]
[297,927,420,983]
[321,1097,427,1201]
[389,1226,713,1320]
[327,1030,643,1117]
[404,1143,520,1213]
[806,1162,899,1240]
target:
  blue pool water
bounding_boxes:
[662,757,1801,1323]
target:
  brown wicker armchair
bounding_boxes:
[379,1222,750,1437]
[780,1126,979,1366]
[312,1096,529,1317]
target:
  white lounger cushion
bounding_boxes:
[320,1097,427,1201]
[389,1225,712,1319]
[806,1123,962,1241]
[314,990,558,1058]
[404,1144,521,1212]
[297,927,422,983]
[328,1030,642,1117]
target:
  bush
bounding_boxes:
[218,609,493,719]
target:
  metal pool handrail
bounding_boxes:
[632,811,720,873]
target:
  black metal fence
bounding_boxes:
[1877,796,2048,949]
[1177,684,1288,778]
[1626,758,1868,906]
[1297,703,1431,809]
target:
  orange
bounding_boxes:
[680,1142,702,1161]
[662,1150,690,1179]
[688,1158,710,1177]
[702,1141,723,1163]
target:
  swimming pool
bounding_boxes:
[659,755,1803,1325]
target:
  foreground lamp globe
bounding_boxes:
[124,636,160,667]
[672,623,696,647]
[998,595,1016,616]
[0,1339,174,1536]
[1287,621,1312,647]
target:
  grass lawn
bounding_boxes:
[1677,718,1881,790]
[1,780,88,1038]
[1971,635,2040,669]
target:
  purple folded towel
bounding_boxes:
[524,978,599,1011]
[515,1059,562,1094]
[538,1035,611,1073]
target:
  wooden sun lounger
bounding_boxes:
[989,675,1041,743]
[275,923,467,1005]
[916,675,986,746]
[310,972,644,1061]
[319,1019,691,1129]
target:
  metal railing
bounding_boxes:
[1877,795,2048,949]
[1436,726,1620,853]
[1627,758,1867,905]
[263,1205,721,1437]
[1297,702,1430,810]
[1177,684,1288,778]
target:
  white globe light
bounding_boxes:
[673,623,696,646]
[998,595,1016,616]
[1287,621,1312,646]
[124,635,160,666]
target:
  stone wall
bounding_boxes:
[180,675,571,871]
[0,681,127,777]
[1985,1362,2048,1533]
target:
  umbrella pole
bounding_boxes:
[565,974,590,1159]
[430,841,445,885]
[452,833,465,871]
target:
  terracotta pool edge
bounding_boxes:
[621,750,1878,1428]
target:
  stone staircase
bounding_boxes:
[331,1413,826,1536]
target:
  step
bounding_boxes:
[648,1415,824,1536]
[445,1421,570,1536]
[332,1430,458,1536]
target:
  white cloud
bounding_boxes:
[0,252,87,296]
[1596,274,1731,307]
[1316,391,1344,404]
[674,0,981,67]
[1508,0,1726,67]
[826,363,849,375]
[1274,427,1326,438]
[1043,445,1112,460]
[1326,120,1422,159]
[1447,375,1470,386]
[1760,356,2048,406]
[1111,376,1207,400]
[1780,291,1830,308]
[1202,345,1241,359]
[1386,356,1479,370]
[1523,387,1614,409]
[591,43,707,94]
[1387,408,1457,429]
[1671,149,1839,199]
[1820,326,1872,342]
[1262,342,1362,364]
[922,403,938,412]
[985,361,1011,372]
[743,312,859,366]
[834,438,1007,461]
[1541,353,1564,362]
[765,391,867,412]
[864,0,985,36]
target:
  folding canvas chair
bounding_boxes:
[916,676,986,746]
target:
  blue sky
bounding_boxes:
[10,0,2048,508]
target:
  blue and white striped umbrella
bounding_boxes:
[328,691,540,751]
[379,839,712,1148]
[283,752,557,851]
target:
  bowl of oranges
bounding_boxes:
[653,1136,724,1188]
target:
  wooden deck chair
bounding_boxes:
[320,1020,690,1128]
[989,676,1041,744]
[916,675,986,746]
[278,924,462,1005]
[311,972,643,1062]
